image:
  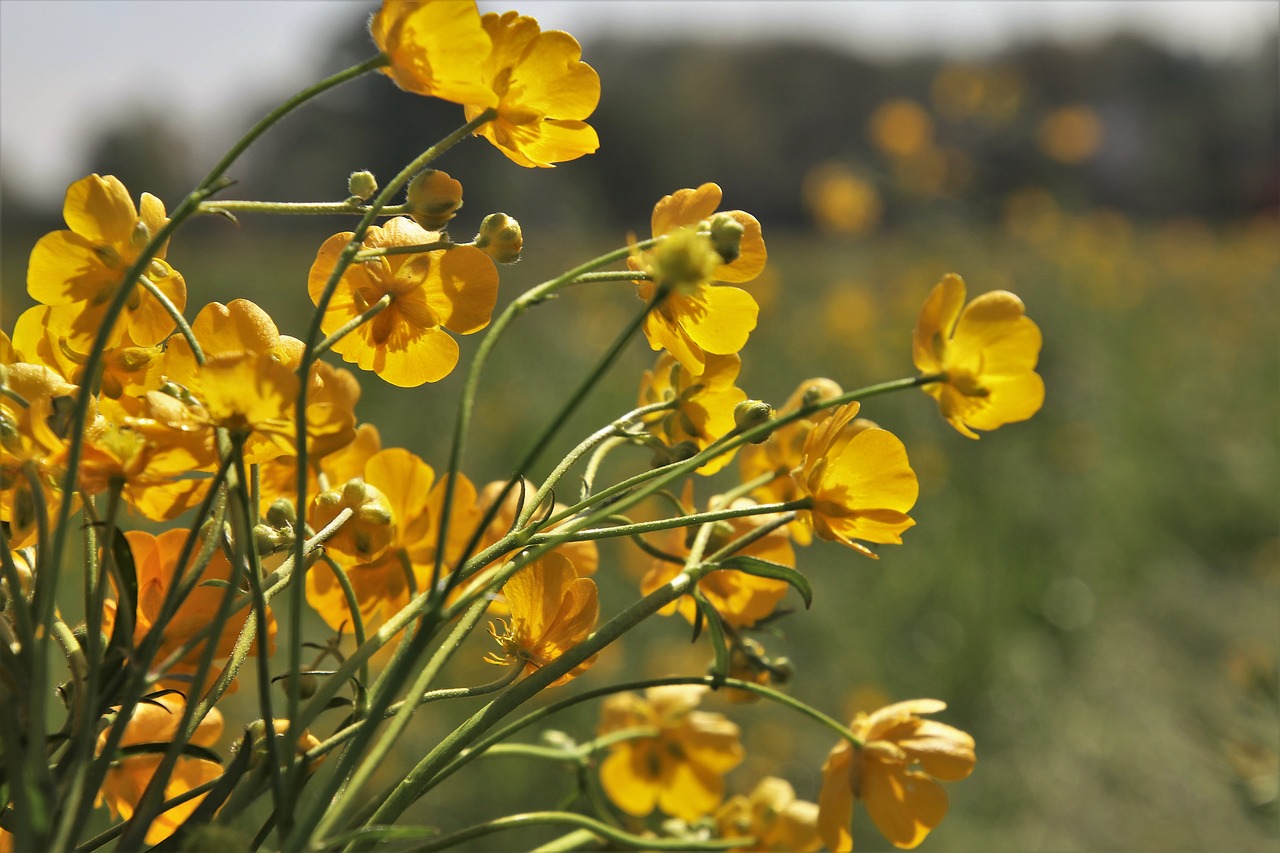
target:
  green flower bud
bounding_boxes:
[266,498,296,529]
[733,399,773,438]
[348,170,378,201]
[650,229,718,295]
[474,213,523,264]
[707,212,745,264]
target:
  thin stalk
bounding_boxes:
[312,294,391,359]
[527,499,811,544]
[135,275,203,364]
[198,200,410,217]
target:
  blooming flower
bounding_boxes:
[309,217,498,387]
[715,776,822,852]
[27,174,185,349]
[598,685,744,820]
[792,402,918,558]
[633,183,766,373]
[371,1,600,168]
[912,273,1044,439]
[638,351,747,475]
[96,694,222,845]
[484,551,599,686]
[818,699,976,850]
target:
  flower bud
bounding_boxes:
[245,719,324,773]
[253,524,285,557]
[474,213,523,264]
[649,229,718,295]
[707,212,744,264]
[310,478,396,563]
[799,378,843,409]
[406,169,463,230]
[266,498,296,529]
[733,399,773,438]
[348,170,378,201]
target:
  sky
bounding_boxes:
[1,0,1276,200]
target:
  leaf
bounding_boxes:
[713,556,812,608]
[693,590,730,682]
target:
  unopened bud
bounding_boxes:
[348,170,378,201]
[733,399,773,437]
[266,498,296,529]
[474,213,523,264]
[649,229,718,294]
[406,169,463,230]
[253,524,285,557]
[707,212,744,264]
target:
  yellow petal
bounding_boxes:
[652,184,723,237]
[862,765,948,849]
[599,745,659,816]
[423,245,498,334]
[676,285,758,357]
[63,174,136,247]
[912,273,965,373]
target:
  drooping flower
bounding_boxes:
[96,694,223,845]
[818,699,976,850]
[598,685,744,821]
[714,776,822,852]
[638,351,747,475]
[738,378,844,546]
[912,273,1044,439]
[484,551,599,686]
[632,183,766,373]
[27,174,185,349]
[309,217,498,387]
[792,402,918,558]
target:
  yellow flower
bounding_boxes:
[371,2,600,168]
[792,402,917,558]
[484,551,599,686]
[818,699,975,851]
[638,351,747,475]
[715,776,822,852]
[641,486,794,629]
[912,273,1044,439]
[633,183,766,373]
[738,378,844,547]
[27,174,185,349]
[598,685,744,820]
[306,448,482,633]
[96,694,222,845]
[465,11,600,167]
[309,217,498,387]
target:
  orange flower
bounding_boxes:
[818,699,976,850]
[598,685,744,820]
[309,218,498,387]
[792,402,917,558]
[96,694,222,845]
[638,351,747,475]
[912,273,1044,439]
[715,776,822,852]
[27,174,185,349]
[484,551,598,686]
[633,183,766,373]
[738,378,844,546]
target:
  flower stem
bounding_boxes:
[312,294,391,358]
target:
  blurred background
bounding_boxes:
[2,2,1277,850]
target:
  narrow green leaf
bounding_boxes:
[714,556,812,608]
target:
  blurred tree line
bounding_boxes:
[3,23,1276,244]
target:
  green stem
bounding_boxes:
[354,239,451,260]
[197,200,410,217]
[565,270,651,284]
[135,275,203,365]
[528,499,810,544]
[479,727,660,764]
[312,294,392,358]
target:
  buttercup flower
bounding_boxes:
[715,776,822,852]
[598,685,744,820]
[27,174,185,349]
[818,699,976,850]
[371,0,494,105]
[638,351,747,475]
[309,217,498,387]
[484,551,599,686]
[633,183,766,373]
[792,402,918,558]
[96,694,222,845]
[912,273,1044,439]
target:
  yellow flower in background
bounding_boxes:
[715,776,822,852]
[641,485,795,629]
[633,183,766,373]
[818,699,975,851]
[371,0,494,105]
[309,217,499,387]
[27,174,185,349]
[793,402,917,558]
[738,377,844,547]
[485,551,599,686]
[598,685,744,821]
[96,694,223,845]
[638,351,747,475]
[912,273,1044,439]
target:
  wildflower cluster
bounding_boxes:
[1,2,1042,850]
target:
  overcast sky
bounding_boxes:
[1,1,1276,200]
